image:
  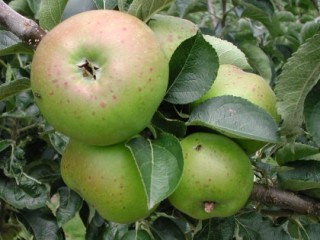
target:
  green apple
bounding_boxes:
[31,10,168,146]
[193,64,280,154]
[194,64,279,120]
[61,140,154,224]
[148,14,198,59]
[168,132,253,219]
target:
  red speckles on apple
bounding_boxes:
[63,81,69,89]
[122,27,127,31]
[167,34,173,42]
[100,101,106,108]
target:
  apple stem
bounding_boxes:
[203,201,215,213]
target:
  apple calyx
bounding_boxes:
[77,59,100,80]
[203,201,215,213]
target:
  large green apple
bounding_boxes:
[148,14,198,59]
[31,10,168,146]
[193,64,280,153]
[168,132,253,219]
[61,140,153,224]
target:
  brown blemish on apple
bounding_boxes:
[91,111,96,116]
[149,67,154,72]
[203,201,215,213]
[195,144,202,151]
[138,87,142,92]
[63,81,68,88]
[112,95,117,100]
[100,101,106,108]
[49,91,54,96]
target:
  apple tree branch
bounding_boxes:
[251,183,320,217]
[0,0,46,48]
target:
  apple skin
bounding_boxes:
[61,140,154,224]
[31,10,168,146]
[148,14,198,59]
[168,132,253,219]
[193,64,280,154]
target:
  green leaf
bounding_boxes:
[92,0,117,9]
[235,0,282,37]
[276,143,320,166]
[203,35,251,70]
[151,217,185,240]
[304,81,320,146]
[0,31,33,56]
[236,212,291,240]
[39,0,68,30]
[239,43,272,83]
[188,96,280,143]
[121,230,152,240]
[0,176,48,209]
[194,217,235,240]
[18,207,64,240]
[165,32,219,104]
[275,33,320,140]
[126,0,174,22]
[56,187,83,226]
[126,133,183,209]
[0,78,31,101]
[0,140,12,152]
[175,0,197,17]
[277,161,320,191]
[300,21,320,42]
[152,111,187,138]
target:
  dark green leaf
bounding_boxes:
[126,133,183,209]
[165,32,219,104]
[0,176,48,209]
[275,33,320,140]
[194,217,235,240]
[0,31,33,56]
[19,207,64,240]
[304,81,320,146]
[121,230,152,240]
[276,143,320,165]
[151,217,185,240]
[235,0,282,37]
[277,161,320,191]
[38,0,68,30]
[56,187,83,226]
[188,96,280,143]
[0,140,12,152]
[0,78,30,100]
[301,21,320,42]
[126,0,174,22]
[152,111,187,138]
[239,43,272,83]
[236,212,291,240]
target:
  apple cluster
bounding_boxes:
[31,9,278,224]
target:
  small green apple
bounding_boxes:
[31,10,168,146]
[169,132,253,219]
[193,64,280,154]
[148,14,198,59]
[194,64,279,121]
[61,140,154,224]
